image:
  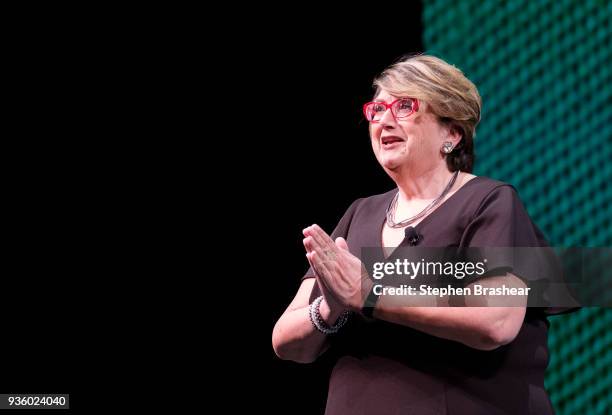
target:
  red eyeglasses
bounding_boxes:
[363,98,419,123]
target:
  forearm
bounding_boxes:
[272,299,345,363]
[366,274,526,350]
[373,302,512,350]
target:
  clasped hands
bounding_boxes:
[303,225,370,313]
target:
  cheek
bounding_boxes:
[369,127,383,159]
[369,123,381,139]
[369,125,381,145]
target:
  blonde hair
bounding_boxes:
[373,54,482,172]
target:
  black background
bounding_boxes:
[267,5,424,413]
[0,4,425,412]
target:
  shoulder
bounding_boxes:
[346,188,396,217]
[461,176,523,211]
[466,175,516,195]
[327,190,395,240]
[447,176,532,234]
[460,178,549,246]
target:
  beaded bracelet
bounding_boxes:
[308,296,351,335]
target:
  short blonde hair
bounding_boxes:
[373,54,482,172]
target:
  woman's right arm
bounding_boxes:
[272,278,346,363]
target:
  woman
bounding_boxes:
[272,55,571,414]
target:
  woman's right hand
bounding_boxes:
[306,254,348,325]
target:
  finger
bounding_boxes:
[335,237,349,251]
[307,251,332,279]
[312,252,343,303]
[306,252,317,274]
[310,250,334,282]
[303,236,315,253]
[311,227,342,262]
[303,225,324,248]
[305,233,333,257]
[312,224,336,245]
[307,224,336,251]
[306,252,324,280]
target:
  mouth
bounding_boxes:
[381,136,405,148]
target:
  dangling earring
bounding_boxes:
[442,141,454,154]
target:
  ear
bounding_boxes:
[446,124,463,149]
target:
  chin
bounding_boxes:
[379,152,406,170]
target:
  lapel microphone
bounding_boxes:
[405,226,421,246]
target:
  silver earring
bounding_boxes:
[442,141,454,154]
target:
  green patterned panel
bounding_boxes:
[423,1,612,413]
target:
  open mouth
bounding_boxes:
[381,136,404,146]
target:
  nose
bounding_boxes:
[378,107,397,128]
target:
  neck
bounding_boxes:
[391,164,458,202]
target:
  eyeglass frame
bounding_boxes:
[362,97,420,123]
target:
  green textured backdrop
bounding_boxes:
[423,0,611,413]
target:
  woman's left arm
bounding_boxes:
[373,274,527,351]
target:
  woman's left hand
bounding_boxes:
[303,224,367,312]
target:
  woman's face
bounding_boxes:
[369,90,456,174]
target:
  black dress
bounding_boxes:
[302,176,576,415]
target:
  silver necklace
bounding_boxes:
[386,170,460,228]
